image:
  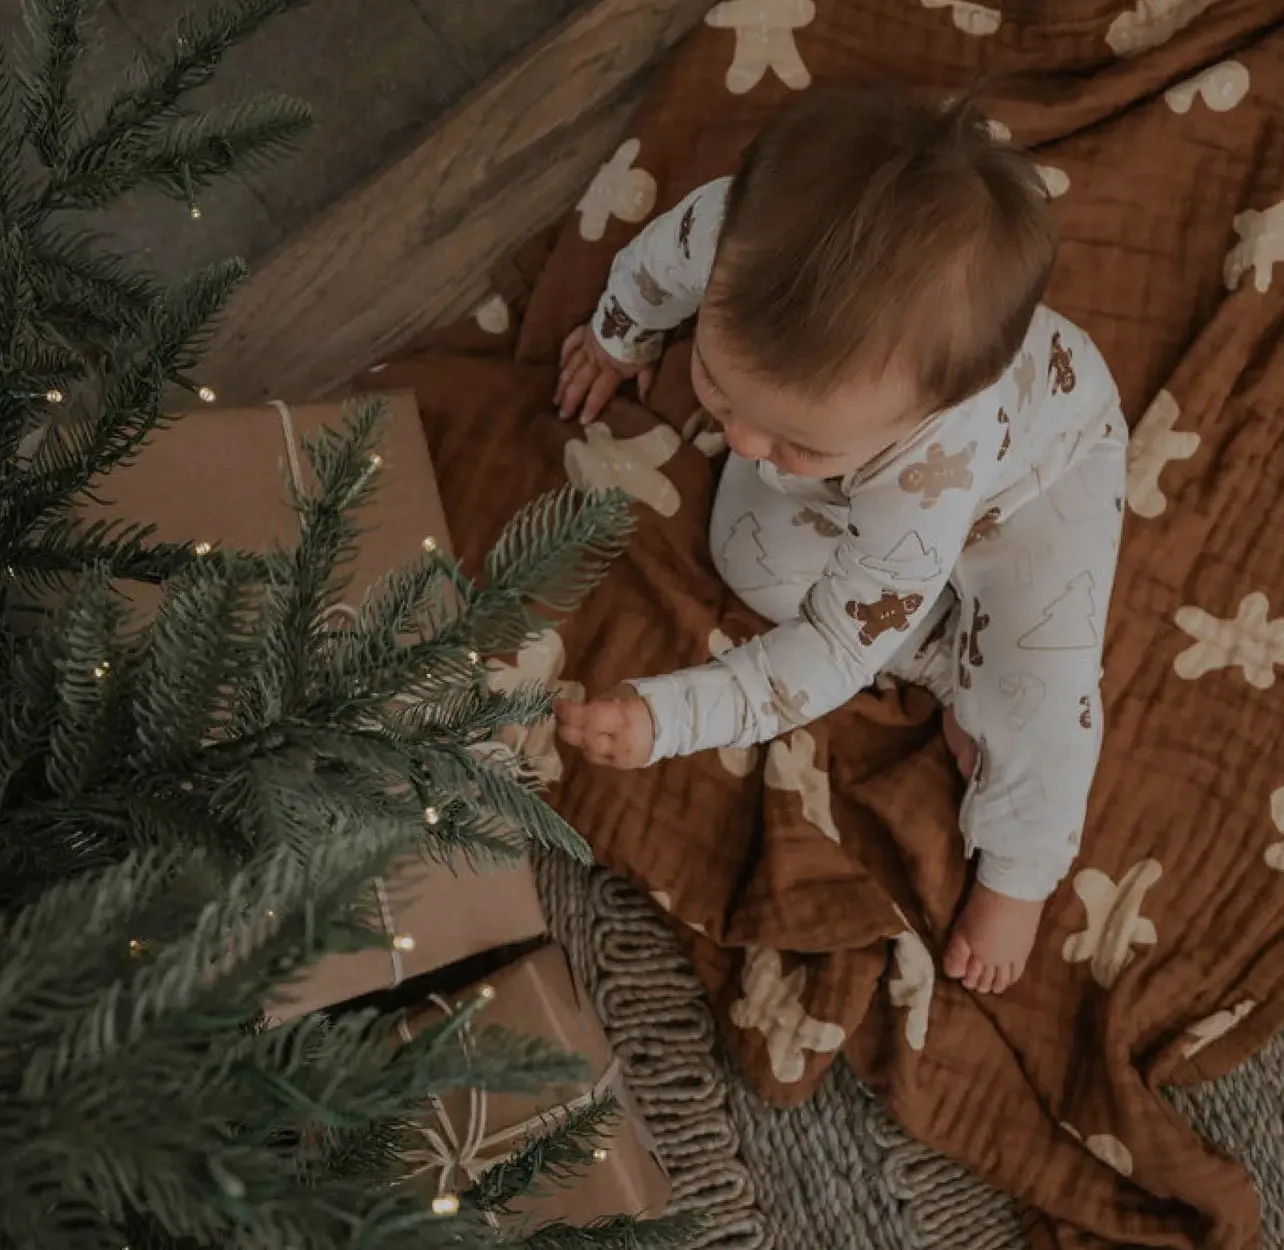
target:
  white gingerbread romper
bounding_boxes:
[592,179,1128,902]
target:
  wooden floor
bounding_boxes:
[1,0,579,281]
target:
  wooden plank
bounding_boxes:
[412,0,581,81]
[199,0,710,406]
[109,0,474,273]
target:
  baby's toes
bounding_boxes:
[963,953,989,991]
[991,963,1015,995]
[943,930,972,980]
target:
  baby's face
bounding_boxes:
[691,315,925,480]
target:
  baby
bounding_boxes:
[553,87,1127,995]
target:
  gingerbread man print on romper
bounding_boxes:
[847,589,925,645]
[1049,331,1077,395]
[957,597,991,690]
[996,408,1012,460]
[898,442,977,507]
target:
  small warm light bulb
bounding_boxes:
[189,204,202,220]
[92,661,111,679]
[128,939,143,956]
[179,780,194,792]
[592,1147,609,1163]
[265,909,276,919]
[45,388,64,404]
[424,806,440,826]
[421,536,437,554]
[194,541,212,556]
[392,933,416,952]
[431,1194,460,1217]
[368,453,383,470]
[198,386,216,403]
[467,650,481,665]
[477,983,496,1003]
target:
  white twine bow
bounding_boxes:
[396,1003,622,1199]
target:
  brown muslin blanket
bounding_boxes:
[360,2,1284,1245]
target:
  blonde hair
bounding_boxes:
[708,85,1057,411]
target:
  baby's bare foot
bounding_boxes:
[943,883,1045,994]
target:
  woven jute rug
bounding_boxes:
[536,854,1284,1250]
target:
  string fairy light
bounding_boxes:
[198,386,216,403]
[430,1194,460,1217]
[92,661,111,679]
[128,939,143,957]
[421,535,437,555]
[592,1147,610,1163]
[467,650,481,665]
[368,453,383,470]
[193,541,213,556]
[424,806,440,826]
[392,934,416,952]
[476,983,496,1003]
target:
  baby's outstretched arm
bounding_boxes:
[556,178,731,424]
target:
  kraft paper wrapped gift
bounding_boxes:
[81,392,547,1017]
[397,942,670,1227]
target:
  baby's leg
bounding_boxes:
[709,453,846,623]
[945,426,1127,993]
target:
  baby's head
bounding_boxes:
[693,85,1056,478]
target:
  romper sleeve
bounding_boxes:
[589,178,731,366]
[630,419,1008,761]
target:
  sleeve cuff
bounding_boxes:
[591,302,665,367]
[974,850,1066,902]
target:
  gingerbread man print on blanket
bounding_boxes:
[704,0,816,96]
[1106,0,1218,56]
[765,729,841,844]
[1182,999,1258,1059]
[1173,592,1284,689]
[1165,60,1251,113]
[1224,199,1284,294]
[898,442,976,507]
[847,589,924,646]
[1061,1124,1135,1178]
[471,292,510,335]
[486,630,585,784]
[1036,164,1070,199]
[966,507,1002,549]
[919,0,1001,37]
[564,422,682,517]
[728,948,846,1083]
[1266,787,1284,871]
[1126,389,1200,518]
[888,915,935,1052]
[576,138,657,242]
[1062,858,1163,988]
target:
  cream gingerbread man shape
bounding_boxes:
[1266,787,1284,871]
[728,947,846,1083]
[486,629,585,784]
[919,0,1001,36]
[1224,199,1284,294]
[1181,998,1258,1059]
[1060,1123,1134,1177]
[1061,858,1163,988]
[1126,389,1199,518]
[704,0,816,95]
[765,729,841,844]
[577,138,658,242]
[1173,592,1284,689]
[1106,0,1217,56]
[888,912,934,1052]
[564,422,682,516]
[1165,61,1251,113]
[472,292,510,335]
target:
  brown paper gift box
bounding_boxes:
[81,392,547,1017]
[397,943,670,1227]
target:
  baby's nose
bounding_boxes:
[722,419,773,461]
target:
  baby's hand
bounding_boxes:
[556,325,655,425]
[554,684,655,769]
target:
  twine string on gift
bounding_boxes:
[397,1003,623,1200]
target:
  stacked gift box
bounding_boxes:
[82,389,669,1228]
